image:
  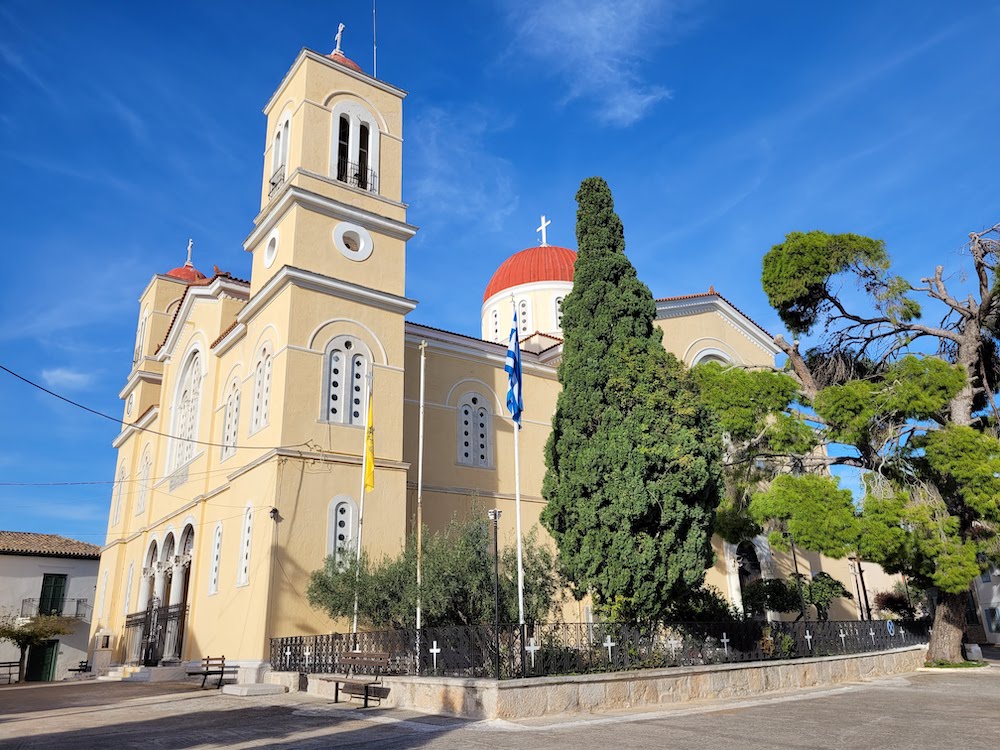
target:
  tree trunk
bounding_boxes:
[17,645,27,684]
[925,590,967,663]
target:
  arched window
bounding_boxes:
[327,495,358,566]
[554,296,565,328]
[171,351,202,469]
[251,348,272,434]
[123,562,134,615]
[323,337,369,425]
[237,507,252,586]
[112,464,127,525]
[492,309,499,342]
[133,307,149,365]
[136,450,151,515]
[330,101,380,193]
[222,381,240,459]
[518,299,531,336]
[457,392,493,468]
[208,523,223,595]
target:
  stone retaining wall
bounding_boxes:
[267,645,926,720]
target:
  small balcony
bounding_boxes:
[21,598,91,620]
[335,157,378,193]
[268,164,286,198]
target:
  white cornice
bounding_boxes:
[117,370,163,400]
[213,323,247,357]
[111,406,159,449]
[404,323,558,380]
[238,266,417,328]
[656,296,780,357]
[263,49,407,116]
[481,280,574,313]
[244,182,418,251]
[156,277,251,362]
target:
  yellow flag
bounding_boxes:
[364,390,375,492]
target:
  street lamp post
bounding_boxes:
[849,554,872,620]
[487,508,502,679]
[784,531,807,621]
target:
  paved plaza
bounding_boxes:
[0,668,997,749]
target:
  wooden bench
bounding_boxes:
[320,652,389,708]
[186,656,227,688]
[67,660,90,675]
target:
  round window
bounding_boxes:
[126,393,135,416]
[263,232,279,268]
[333,222,374,262]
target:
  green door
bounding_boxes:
[25,640,58,682]
[39,574,67,615]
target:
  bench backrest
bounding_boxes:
[201,656,225,668]
[337,651,389,675]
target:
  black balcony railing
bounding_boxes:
[335,157,378,193]
[268,164,286,198]
[21,598,90,619]
[271,619,929,681]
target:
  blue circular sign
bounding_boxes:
[886,620,896,636]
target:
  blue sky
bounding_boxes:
[1,1,998,543]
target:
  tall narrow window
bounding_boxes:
[172,351,202,469]
[518,299,531,335]
[136,451,151,514]
[555,296,565,327]
[123,563,134,615]
[357,123,370,189]
[238,507,252,586]
[112,465,126,525]
[457,393,492,468]
[209,523,223,595]
[337,114,350,182]
[133,308,148,365]
[492,309,499,341]
[222,382,240,459]
[327,496,358,566]
[324,337,369,425]
[251,349,272,433]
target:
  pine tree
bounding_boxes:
[540,177,722,622]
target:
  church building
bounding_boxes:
[90,39,884,679]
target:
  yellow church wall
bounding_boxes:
[655,308,774,367]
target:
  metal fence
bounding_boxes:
[270,619,929,680]
[121,602,188,666]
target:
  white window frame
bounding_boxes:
[322,336,371,426]
[327,495,359,566]
[209,523,223,595]
[237,506,252,587]
[136,449,151,515]
[518,298,531,336]
[221,380,241,460]
[329,100,381,194]
[112,465,127,526]
[250,347,272,435]
[554,296,565,328]
[123,562,134,615]
[170,350,203,470]
[456,392,494,468]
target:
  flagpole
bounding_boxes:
[416,340,427,665]
[352,370,375,637]
[509,296,526,627]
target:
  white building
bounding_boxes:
[0,532,100,681]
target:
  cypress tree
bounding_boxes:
[540,177,722,622]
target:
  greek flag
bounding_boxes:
[505,311,523,427]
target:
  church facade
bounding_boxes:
[90,42,891,677]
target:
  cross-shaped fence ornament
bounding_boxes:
[526,637,540,668]
[603,635,616,661]
[429,640,441,671]
[667,637,682,659]
[284,647,292,666]
[838,629,847,649]
[537,215,551,246]
[804,630,813,650]
[869,628,876,645]
[720,632,730,656]
[303,647,312,668]
[899,626,906,641]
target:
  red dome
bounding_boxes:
[483,245,576,302]
[328,50,364,74]
[166,263,208,283]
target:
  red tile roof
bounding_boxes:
[0,531,100,559]
[483,245,576,302]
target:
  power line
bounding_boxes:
[0,362,313,452]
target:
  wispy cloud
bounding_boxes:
[98,88,149,145]
[408,106,519,232]
[41,367,96,391]
[0,41,58,103]
[500,0,699,126]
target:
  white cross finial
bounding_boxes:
[720,632,730,656]
[284,646,292,660]
[429,640,441,671]
[526,637,540,668]
[185,238,193,266]
[603,635,616,661]
[804,630,813,650]
[839,628,847,649]
[869,628,876,645]
[537,215,551,246]
[334,23,345,54]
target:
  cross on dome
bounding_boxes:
[334,23,345,54]
[536,215,551,246]
[185,238,194,266]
